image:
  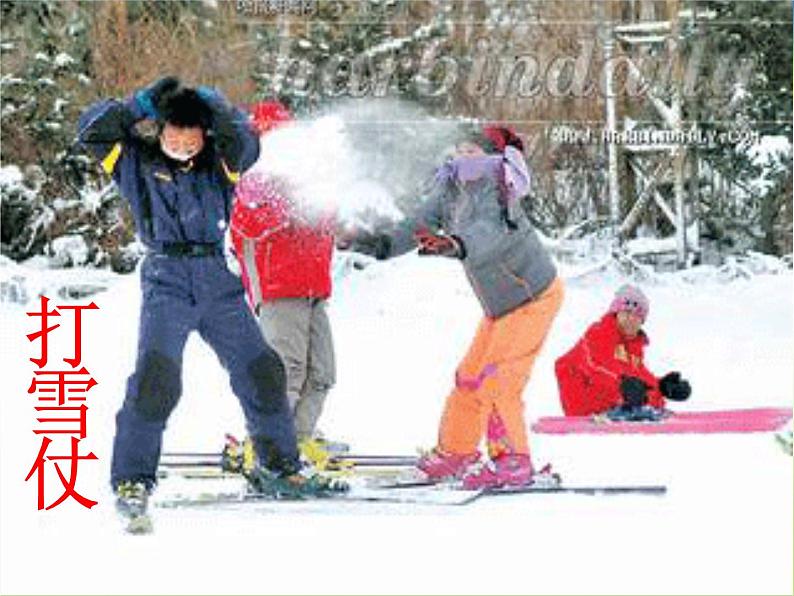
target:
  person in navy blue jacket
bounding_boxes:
[78,77,306,514]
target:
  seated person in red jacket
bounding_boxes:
[555,284,691,416]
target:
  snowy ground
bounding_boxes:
[1,253,792,595]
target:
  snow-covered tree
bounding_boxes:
[0,1,111,264]
[691,0,792,256]
[250,0,453,115]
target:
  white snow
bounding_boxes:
[0,256,120,305]
[0,254,792,595]
[52,97,69,115]
[48,234,90,267]
[0,74,25,86]
[253,114,364,221]
[53,52,75,68]
[748,135,791,166]
[0,163,24,186]
[625,223,700,257]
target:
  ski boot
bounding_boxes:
[244,466,350,500]
[115,480,153,535]
[416,447,481,481]
[298,433,351,471]
[221,434,256,473]
[308,431,351,456]
[605,405,665,423]
[461,454,534,490]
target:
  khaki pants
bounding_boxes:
[257,298,336,438]
[438,277,564,455]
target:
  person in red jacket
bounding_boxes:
[555,284,691,417]
[230,101,337,445]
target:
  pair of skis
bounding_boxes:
[154,477,667,509]
[155,451,666,509]
[158,451,419,479]
[160,451,419,467]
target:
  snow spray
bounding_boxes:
[246,99,464,228]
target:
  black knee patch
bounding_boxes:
[247,349,289,416]
[134,351,182,421]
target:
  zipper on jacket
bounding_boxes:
[243,237,263,309]
[264,242,273,289]
[500,263,533,298]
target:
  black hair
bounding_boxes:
[158,88,212,130]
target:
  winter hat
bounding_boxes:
[608,284,649,322]
[483,125,524,153]
[249,100,292,134]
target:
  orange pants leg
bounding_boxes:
[436,317,494,455]
[438,277,564,455]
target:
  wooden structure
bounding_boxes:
[600,0,705,267]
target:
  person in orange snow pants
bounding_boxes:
[347,125,562,489]
[439,276,563,457]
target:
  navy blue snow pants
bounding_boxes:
[110,253,299,489]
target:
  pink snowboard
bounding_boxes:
[531,407,792,435]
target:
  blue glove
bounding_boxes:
[134,90,158,120]
[195,85,220,104]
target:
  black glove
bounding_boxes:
[620,376,650,409]
[150,77,182,115]
[347,232,392,260]
[658,371,691,401]
[195,85,234,134]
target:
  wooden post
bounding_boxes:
[669,0,687,267]
[599,5,622,231]
[688,0,701,260]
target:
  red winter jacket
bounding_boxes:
[555,313,665,416]
[230,175,334,306]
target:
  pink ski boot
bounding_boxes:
[461,453,534,490]
[417,448,481,481]
[463,409,533,488]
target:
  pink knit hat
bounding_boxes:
[608,284,649,322]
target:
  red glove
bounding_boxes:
[414,230,465,258]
